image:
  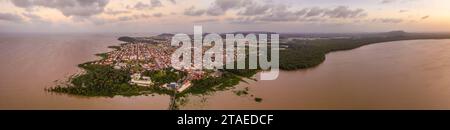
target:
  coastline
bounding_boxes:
[47,35,450,98]
[286,38,450,72]
[46,42,257,98]
[279,35,450,70]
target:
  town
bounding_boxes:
[92,35,221,93]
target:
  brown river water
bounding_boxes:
[1,33,450,109]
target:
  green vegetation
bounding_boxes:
[142,68,186,84]
[107,45,121,50]
[47,61,183,97]
[225,68,258,78]
[233,87,249,96]
[280,35,450,70]
[179,71,243,96]
[118,36,136,43]
[94,46,120,59]
[254,97,263,103]
[95,53,109,59]
[48,49,257,98]
[48,63,155,97]
[48,33,450,102]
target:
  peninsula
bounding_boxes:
[48,31,450,98]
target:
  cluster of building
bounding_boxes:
[97,43,173,70]
[92,36,222,92]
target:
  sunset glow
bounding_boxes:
[0,0,449,33]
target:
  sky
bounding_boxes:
[0,0,449,33]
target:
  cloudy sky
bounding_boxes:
[0,0,449,33]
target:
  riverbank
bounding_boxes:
[47,33,450,99]
[181,39,450,109]
[280,34,450,70]
[47,43,258,98]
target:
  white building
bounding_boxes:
[130,73,153,87]
[177,81,192,93]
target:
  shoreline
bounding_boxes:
[279,35,450,70]
[281,38,450,72]
[46,36,450,98]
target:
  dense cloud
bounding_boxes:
[11,0,110,17]
[104,9,130,16]
[134,2,150,10]
[183,6,206,16]
[182,0,250,16]
[229,5,367,24]
[0,13,24,22]
[304,7,326,17]
[372,18,403,23]
[237,4,270,16]
[323,6,366,18]
[253,5,299,22]
[133,0,163,10]
[227,17,260,24]
[151,0,163,7]
[206,0,250,16]
[182,0,366,24]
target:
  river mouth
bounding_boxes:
[1,35,450,109]
[180,39,450,110]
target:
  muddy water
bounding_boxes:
[0,33,169,109]
[1,34,450,110]
[181,39,450,109]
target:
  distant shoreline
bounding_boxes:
[279,33,450,70]
[46,33,450,99]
